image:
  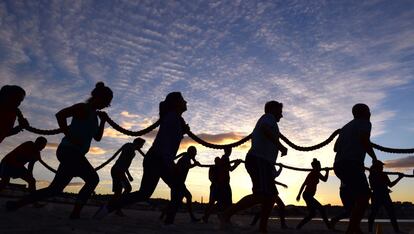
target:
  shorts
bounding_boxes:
[334,161,370,197]
[0,162,30,179]
[245,153,277,196]
[111,167,130,192]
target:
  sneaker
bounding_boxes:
[93,205,109,220]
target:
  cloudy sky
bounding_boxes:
[1,0,414,205]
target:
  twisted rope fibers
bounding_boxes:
[18,112,414,174]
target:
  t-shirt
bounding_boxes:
[2,141,40,167]
[176,154,191,182]
[369,171,391,194]
[248,113,279,163]
[334,119,372,164]
[216,156,231,185]
[60,104,98,154]
[151,112,184,163]
[113,143,136,171]
[304,171,320,196]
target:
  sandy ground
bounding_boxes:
[1,198,414,234]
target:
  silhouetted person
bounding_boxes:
[330,182,354,229]
[160,146,200,222]
[202,149,242,223]
[202,156,220,223]
[95,92,189,225]
[296,159,331,230]
[0,137,47,192]
[219,101,288,233]
[368,160,403,233]
[333,103,377,234]
[250,166,288,229]
[0,85,29,144]
[111,137,145,217]
[6,82,113,219]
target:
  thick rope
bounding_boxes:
[105,115,160,136]
[279,129,341,152]
[22,112,160,136]
[25,126,62,135]
[39,149,123,173]
[186,131,251,149]
[196,159,241,168]
[39,146,148,174]
[371,143,414,154]
[276,163,333,172]
[20,107,414,154]
[38,158,57,173]
[94,148,123,171]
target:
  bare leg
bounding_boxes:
[274,196,287,228]
[346,194,369,234]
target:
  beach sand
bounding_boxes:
[1,198,413,233]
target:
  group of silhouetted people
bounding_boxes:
[0,83,407,233]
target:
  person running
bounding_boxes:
[6,82,113,219]
[368,160,403,233]
[111,137,145,217]
[250,166,288,229]
[333,103,378,234]
[202,149,242,223]
[159,146,200,222]
[95,92,189,225]
[0,85,29,144]
[0,137,47,192]
[296,158,331,230]
[202,156,220,223]
[219,100,288,233]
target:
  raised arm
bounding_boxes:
[55,103,83,140]
[94,111,108,141]
[319,169,329,182]
[174,152,187,160]
[8,109,28,136]
[230,159,242,171]
[190,160,201,168]
[296,180,306,201]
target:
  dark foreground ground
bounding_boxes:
[1,197,413,234]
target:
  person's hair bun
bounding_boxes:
[96,82,105,88]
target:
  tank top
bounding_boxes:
[60,104,98,155]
